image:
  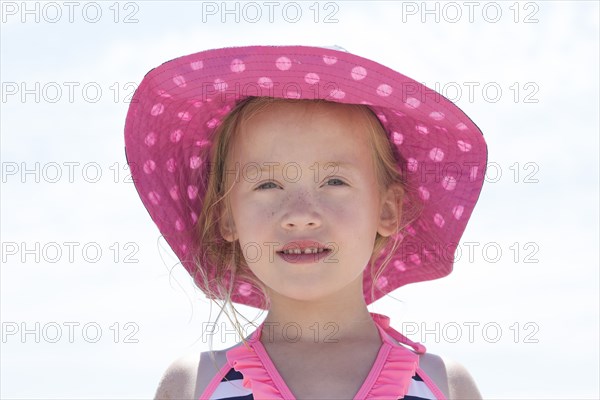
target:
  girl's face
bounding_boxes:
[220,101,399,304]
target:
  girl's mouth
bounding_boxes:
[276,248,332,264]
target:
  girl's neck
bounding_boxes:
[261,288,380,345]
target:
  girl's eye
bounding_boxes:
[326,178,347,186]
[256,182,279,190]
[256,178,346,190]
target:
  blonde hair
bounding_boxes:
[193,97,421,346]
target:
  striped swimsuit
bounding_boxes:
[199,313,446,400]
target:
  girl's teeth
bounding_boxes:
[282,248,325,254]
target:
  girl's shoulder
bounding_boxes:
[417,352,482,399]
[153,345,232,400]
[153,346,481,400]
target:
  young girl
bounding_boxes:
[124,45,487,399]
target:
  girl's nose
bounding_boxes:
[280,194,322,231]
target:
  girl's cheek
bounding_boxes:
[318,198,353,224]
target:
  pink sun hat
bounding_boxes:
[124,45,488,309]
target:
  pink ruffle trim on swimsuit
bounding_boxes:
[226,342,291,399]
[354,344,419,399]
[225,313,422,400]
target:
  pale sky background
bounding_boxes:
[1,1,599,399]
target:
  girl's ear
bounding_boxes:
[219,204,237,242]
[377,184,403,238]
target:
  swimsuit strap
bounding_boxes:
[370,312,427,355]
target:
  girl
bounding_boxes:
[124,45,487,399]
